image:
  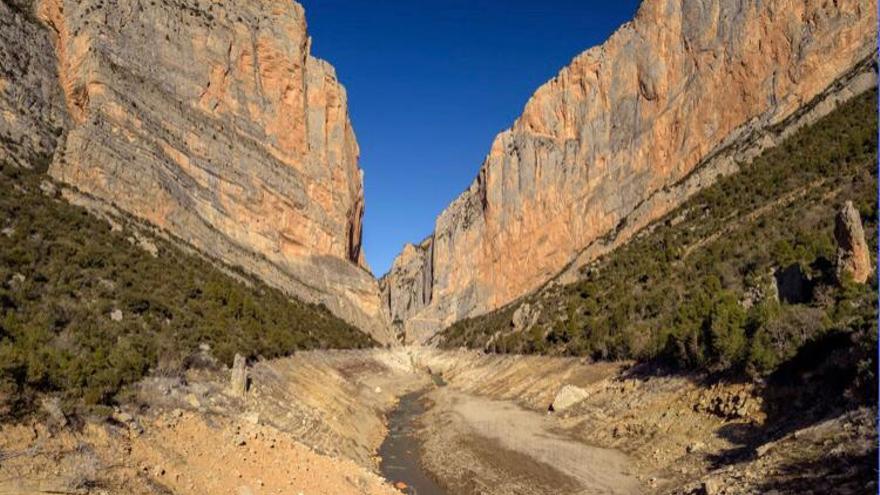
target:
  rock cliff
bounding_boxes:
[0,0,69,169]
[0,0,392,342]
[383,0,878,343]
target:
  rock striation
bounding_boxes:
[0,0,69,169]
[835,200,873,284]
[383,0,878,343]
[1,0,393,342]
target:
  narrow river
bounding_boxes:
[378,390,446,495]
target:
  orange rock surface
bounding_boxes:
[384,0,878,342]
[35,0,392,342]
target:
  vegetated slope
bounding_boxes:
[441,90,877,387]
[0,162,375,418]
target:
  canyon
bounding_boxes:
[381,0,878,343]
[1,0,875,345]
[0,1,877,494]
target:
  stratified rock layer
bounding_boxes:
[384,0,878,343]
[31,0,391,342]
[0,0,69,168]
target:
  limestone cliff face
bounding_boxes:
[384,0,878,343]
[9,0,392,342]
[378,238,433,342]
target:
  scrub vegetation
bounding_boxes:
[442,90,878,399]
[0,161,374,418]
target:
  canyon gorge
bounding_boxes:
[1,0,875,344]
[0,0,878,494]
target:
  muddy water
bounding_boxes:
[378,391,446,495]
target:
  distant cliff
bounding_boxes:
[382,0,878,343]
[0,0,392,342]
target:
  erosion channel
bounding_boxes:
[379,390,446,495]
[379,353,640,495]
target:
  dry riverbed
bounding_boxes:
[0,348,874,495]
[418,387,640,494]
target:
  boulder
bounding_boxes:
[39,180,57,197]
[511,303,538,332]
[550,385,589,412]
[835,201,873,284]
[695,386,760,420]
[702,477,724,495]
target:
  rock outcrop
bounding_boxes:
[383,0,878,343]
[835,200,873,284]
[378,239,434,343]
[2,0,392,342]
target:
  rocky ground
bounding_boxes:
[0,348,874,494]
[0,349,429,495]
[418,388,639,494]
[416,349,877,495]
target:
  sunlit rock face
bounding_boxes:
[384,0,878,343]
[34,0,392,342]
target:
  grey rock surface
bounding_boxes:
[0,0,69,169]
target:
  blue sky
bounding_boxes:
[301,1,641,275]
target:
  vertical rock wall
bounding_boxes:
[384,0,878,343]
[26,0,392,342]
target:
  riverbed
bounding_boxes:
[378,390,446,495]
[378,380,640,495]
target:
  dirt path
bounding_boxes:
[418,387,641,495]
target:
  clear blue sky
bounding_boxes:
[301,0,642,276]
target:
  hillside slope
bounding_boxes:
[441,89,877,386]
[0,159,375,418]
